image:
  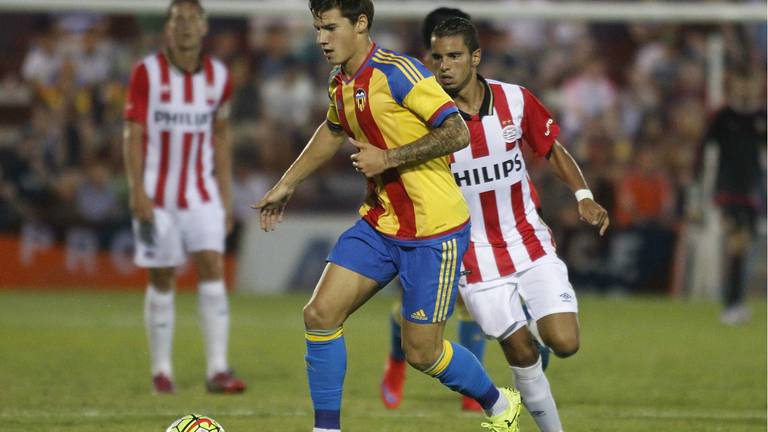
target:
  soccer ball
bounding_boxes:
[166,414,225,432]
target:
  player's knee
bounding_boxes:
[548,334,580,358]
[196,255,223,281]
[303,302,340,330]
[149,268,175,292]
[501,338,540,367]
[404,345,442,372]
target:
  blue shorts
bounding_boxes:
[328,219,470,323]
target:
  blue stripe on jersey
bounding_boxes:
[370,60,415,105]
[379,48,432,79]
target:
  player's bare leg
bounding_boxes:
[500,324,564,432]
[190,250,245,393]
[400,319,447,371]
[304,263,381,432]
[146,267,176,394]
[536,312,580,358]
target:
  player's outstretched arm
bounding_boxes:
[349,113,469,177]
[251,121,346,232]
[547,140,610,236]
[123,121,154,223]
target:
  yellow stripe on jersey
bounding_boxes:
[371,56,417,86]
[433,239,450,323]
[440,238,458,321]
[305,327,343,342]
[424,340,454,377]
[434,238,458,322]
[375,51,425,81]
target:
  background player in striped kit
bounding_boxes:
[427,17,610,431]
[123,0,245,394]
[254,1,522,431]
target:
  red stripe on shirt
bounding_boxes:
[527,175,541,209]
[462,241,482,284]
[177,132,194,208]
[195,132,211,203]
[428,101,456,126]
[184,73,194,103]
[467,115,489,158]
[204,56,216,105]
[335,84,354,138]
[479,190,516,276]
[156,53,171,103]
[154,131,171,207]
[511,182,546,261]
[490,83,518,151]
[353,67,417,238]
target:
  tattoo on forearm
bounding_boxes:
[386,114,468,167]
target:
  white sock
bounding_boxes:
[144,285,175,377]
[198,280,230,378]
[313,429,340,432]
[486,388,510,417]
[511,356,563,432]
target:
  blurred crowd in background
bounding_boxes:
[0,8,764,293]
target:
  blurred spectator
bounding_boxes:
[560,56,618,145]
[260,57,315,129]
[21,24,62,93]
[75,161,120,224]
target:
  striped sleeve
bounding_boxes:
[325,68,343,131]
[403,77,458,128]
[124,62,149,125]
[326,88,343,131]
[372,50,458,128]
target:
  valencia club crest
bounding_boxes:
[355,88,367,112]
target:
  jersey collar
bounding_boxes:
[458,74,493,121]
[340,42,378,83]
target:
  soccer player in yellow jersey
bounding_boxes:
[254,1,521,431]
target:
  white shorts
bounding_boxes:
[458,256,578,340]
[133,204,225,268]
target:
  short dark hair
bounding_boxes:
[421,8,471,50]
[166,0,205,21]
[309,0,374,30]
[432,17,480,53]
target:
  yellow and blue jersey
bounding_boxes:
[326,43,469,240]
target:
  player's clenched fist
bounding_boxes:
[578,198,610,236]
[252,184,294,232]
[349,138,391,177]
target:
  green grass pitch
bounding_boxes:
[0,291,765,431]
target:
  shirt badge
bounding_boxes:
[355,88,367,112]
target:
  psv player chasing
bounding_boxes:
[384,17,610,432]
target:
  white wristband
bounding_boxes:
[574,189,593,202]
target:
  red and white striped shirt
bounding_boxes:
[124,52,232,210]
[451,77,560,284]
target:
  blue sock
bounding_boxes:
[458,319,486,365]
[423,341,499,410]
[390,315,406,361]
[305,328,346,430]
